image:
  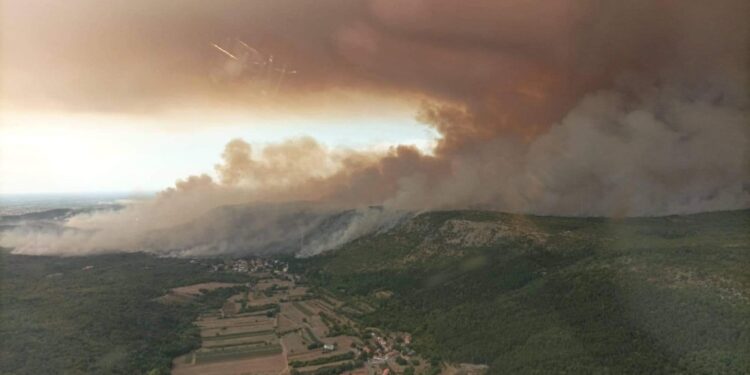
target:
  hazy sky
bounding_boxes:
[0,110,435,194]
[0,0,438,194]
[1,0,747,216]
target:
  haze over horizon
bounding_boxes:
[3,4,750,375]
[1,0,749,255]
[0,110,436,194]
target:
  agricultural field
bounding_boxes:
[157,282,244,304]
[171,282,243,297]
[172,276,389,375]
[172,302,283,374]
[171,278,354,375]
[172,354,286,375]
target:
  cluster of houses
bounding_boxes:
[199,257,290,275]
[365,332,415,364]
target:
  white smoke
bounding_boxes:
[2,0,749,256]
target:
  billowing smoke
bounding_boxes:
[1,0,748,255]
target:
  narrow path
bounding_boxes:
[277,338,289,375]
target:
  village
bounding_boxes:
[167,257,436,375]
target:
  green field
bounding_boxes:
[290,352,355,368]
[204,339,269,349]
[202,329,276,341]
[193,344,282,364]
[296,209,750,374]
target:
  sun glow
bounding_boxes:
[0,111,437,194]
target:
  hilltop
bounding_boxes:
[294,209,750,374]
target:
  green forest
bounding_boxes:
[0,252,252,374]
[296,209,750,374]
[2,209,749,374]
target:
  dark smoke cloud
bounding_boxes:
[1,0,749,255]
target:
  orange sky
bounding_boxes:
[1,0,747,217]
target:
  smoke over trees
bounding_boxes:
[1,0,748,255]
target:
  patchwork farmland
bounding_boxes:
[170,275,385,375]
[166,255,431,375]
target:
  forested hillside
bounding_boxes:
[297,210,750,374]
[2,209,748,374]
[0,252,251,374]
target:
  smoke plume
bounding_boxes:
[1,0,748,255]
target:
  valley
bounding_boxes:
[2,208,749,374]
